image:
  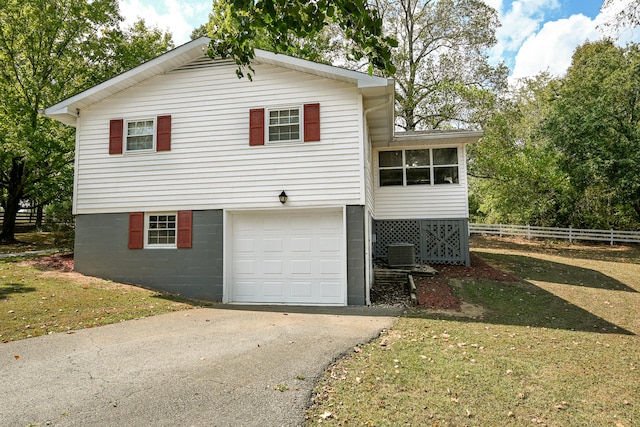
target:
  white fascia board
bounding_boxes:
[254,49,392,91]
[44,37,211,122]
[392,130,484,145]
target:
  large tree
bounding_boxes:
[467,73,572,226]
[0,0,173,243]
[542,39,640,227]
[602,0,640,30]
[193,0,338,65]
[385,0,508,130]
[205,0,398,78]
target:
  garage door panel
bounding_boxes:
[291,238,311,252]
[291,281,312,297]
[263,238,283,252]
[291,259,311,274]
[231,210,345,305]
[319,259,341,275]
[263,260,283,274]
[235,238,255,253]
[234,281,256,297]
[319,281,342,297]
[234,259,255,274]
[319,237,340,252]
[263,282,284,296]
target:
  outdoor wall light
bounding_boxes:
[279,190,288,204]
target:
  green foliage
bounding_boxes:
[44,200,74,248]
[199,0,340,66]
[0,0,173,242]
[205,0,397,79]
[388,0,508,130]
[471,40,640,230]
[543,40,640,228]
[468,74,571,226]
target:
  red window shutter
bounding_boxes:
[156,115,171,151]
[249,108,265,146]
[128,212,144,249]
[304,103,320,142]
[177,210,192,248]
[109,119,123,154]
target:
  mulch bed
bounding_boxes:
[23,252,75,272]
[22,252,518,312]
[414,253,518,310]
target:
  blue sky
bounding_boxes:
[118,0,639,81]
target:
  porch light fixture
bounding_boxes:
[279,190,288,204]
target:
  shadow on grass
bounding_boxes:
[0,283,37,300]
[408,278,634,335]
[476,251,637,292]
[470,235,640,264]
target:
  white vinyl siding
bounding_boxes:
[373,145,469,219]
[74,62,363,214]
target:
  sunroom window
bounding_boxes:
[378,148,459,186]
[433,148,459,184]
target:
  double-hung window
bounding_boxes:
[126,119,155,151]
[268,107,300,142]
[109,115,171,154]
[378,148,459,186]
[146,213,176,248]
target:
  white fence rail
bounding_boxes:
[469,223,640,245]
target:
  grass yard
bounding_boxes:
[306,236,640,427]
[0,233,195,341]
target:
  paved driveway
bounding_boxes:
[0,306,400,426]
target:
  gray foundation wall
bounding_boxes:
[74,210,224,301]
[346,205,366,305]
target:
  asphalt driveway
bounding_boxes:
[0,306,400,426]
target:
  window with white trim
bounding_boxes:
[268,107,300,142]
[378,148,459,186]
[126,119,154,151]
[145,213,176,248]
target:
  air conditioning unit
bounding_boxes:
[387,243,415,267]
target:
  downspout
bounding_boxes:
[362,94,393,306]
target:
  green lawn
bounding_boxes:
[0,232,196,341]
[306,236,640,426]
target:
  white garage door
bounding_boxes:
[231,209,345,305]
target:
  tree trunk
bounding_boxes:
[36,205,44,228]
[0,159,25,244]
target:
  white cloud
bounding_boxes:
[486,0,560,68]
[510,0,640,80]
[483,0,640,82]
[510,14,599,79]
[119,0,210,45]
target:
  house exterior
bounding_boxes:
[45,37,481,306]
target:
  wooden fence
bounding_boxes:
[469,223,640,245]
[0,211,40,225]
